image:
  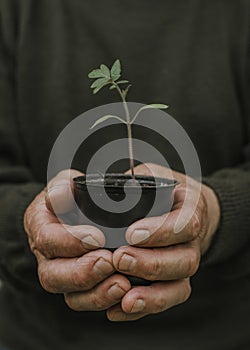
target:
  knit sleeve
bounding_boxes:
[200,57,250,272]
[0,0,44,293]
[201,162,250,269]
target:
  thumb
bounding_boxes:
[125,163,155,176]
[125,163,176,179]
[45,169,83,214]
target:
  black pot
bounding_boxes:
[73,173,178,285]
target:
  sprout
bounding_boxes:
[88,59,168,178]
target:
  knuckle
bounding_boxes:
[181,279,192,302]
[186,249,200,277]
[35,232,45,252]
[38,266,55,293]
[24,205,36,236]
[27,232,38,254]
[91,294,107,311]
[177,255,190,278]
[72,256,99,290]
[70,268,90,290]
[160,228,171,244]
[35,228,54,259]
[147,256,162,281]
[191,213,201,239]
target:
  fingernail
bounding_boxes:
[108,283,126,299]
[93,258,114,276]
[131,229,150,244]
[118,254,136,271]
[107,309,127,322]
[81,235,103,248]
[131,299,145,313]
[47,184,65,194]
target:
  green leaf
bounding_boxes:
[100,64,110,79]
[123,84,132,98]
[90,114,126,129]
[91,77,109,89]
[88,69,105,79]
[110,59,121,81]
[130,103,169,124]
[109,84,116,90]
[116,80,129,84]
[93,84,108,94]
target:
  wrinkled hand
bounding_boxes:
[24,169,131,311]
[107,163,220,321]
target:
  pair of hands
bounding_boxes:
[24,163,220,321]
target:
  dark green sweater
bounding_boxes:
[0,1,250,349]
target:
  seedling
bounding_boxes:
[88,59,168,179]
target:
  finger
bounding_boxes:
[25,191,105,257]
[125,185,201,247]
[107,279,191,321]
[107,304,148,322]
[25,197,105,258]
[37,249,115,293]
[45,169,83,214]
[64,274,131,311]
[113,241,200,281]
[36,223,105,259]
[125,162,178,180]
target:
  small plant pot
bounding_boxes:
[73,173,178,285]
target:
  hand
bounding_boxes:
[107,163,220,321]
[24,169,131,311]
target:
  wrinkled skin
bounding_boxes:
[24,164,220,321]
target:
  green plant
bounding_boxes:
[88,59,168,179]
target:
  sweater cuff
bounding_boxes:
[201,175,250,267]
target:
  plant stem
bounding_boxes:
[126,121,135,179]
[114,82,135,180]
